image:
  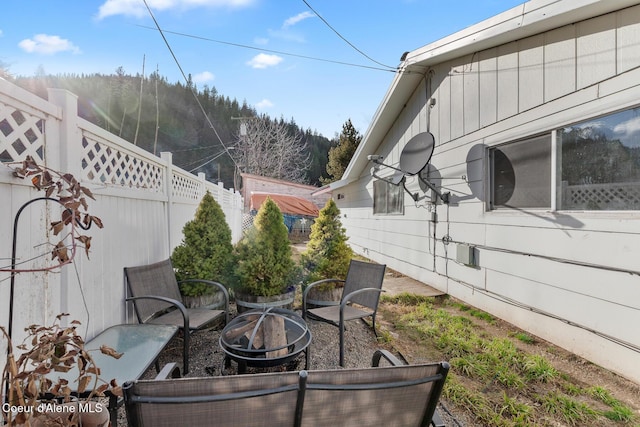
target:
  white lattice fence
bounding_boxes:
[564,182,640,210]
[0,96,50,164]
[80,128,165,191]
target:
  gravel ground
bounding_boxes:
[116,303,458,426]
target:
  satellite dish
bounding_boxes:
[399,132,435,175]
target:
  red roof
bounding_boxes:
[250,193,319,217]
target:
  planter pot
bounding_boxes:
[305,286,343,308]
[183,291,225,309]
[17,402,109,427]
[235,289,296,313]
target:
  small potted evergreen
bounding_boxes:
[171,190,233,308]
[301,198,353,306]
[231,197,298,312]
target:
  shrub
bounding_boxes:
[171,191,233,296]
[301,198,353,284]
[232,197,296,297]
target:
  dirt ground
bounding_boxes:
[375,292,640,426]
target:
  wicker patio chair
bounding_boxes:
[302,259,386,366]
[123,350,450,427]
[124,258,229,374]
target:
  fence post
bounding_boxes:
[161,152,173,252]
[46,89,81,178]
[45,89,82,320]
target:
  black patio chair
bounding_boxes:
[302,259,386,366]
[124,258,229,374]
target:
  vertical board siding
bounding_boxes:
[339,5,640,383]
[576,14,617,89]
[479,48,498,128]
[544,25,576,101]
[617,5,640,72]
[518,34,545,112]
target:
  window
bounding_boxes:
[557,109,640,210]
[490,134,551,209]
[490,106,640,211]
[373,179,404,215]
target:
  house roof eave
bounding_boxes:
[342,0,640,181]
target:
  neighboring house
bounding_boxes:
[240,173,330,212]
[326,0,640,383]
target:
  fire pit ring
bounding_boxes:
[220,308,311,374]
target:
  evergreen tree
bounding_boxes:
[171,190,233,296]
[302,198,353,282]
[322,119,362,184]
[232,197,295,297]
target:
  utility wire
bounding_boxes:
[141,0,238,167]
[135,24,398,74]
[301,0,397,71]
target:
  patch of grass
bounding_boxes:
[540,392,599,426]
[375,328,394,344]
[521,354,559,383]
[511,332,536,344]
[588,386,636,422]
[498,392,533,425]
[381,292,433,306]
[380,297,638,426]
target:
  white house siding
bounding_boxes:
[338,2,640,383]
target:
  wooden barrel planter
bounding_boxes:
[304,285,343,309]
[182,291,225,309]
[235,289,296,313]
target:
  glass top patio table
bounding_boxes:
[48,323,179,388]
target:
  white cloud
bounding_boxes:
[97,0,255,19]
[613,116,640,141]
[255,99,274,109]
[18,34,81,55]
[282,11,315,29]
[193,71,215,83]
[247,53,282,69]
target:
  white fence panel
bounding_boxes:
[0,79,243,349]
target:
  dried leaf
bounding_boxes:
[81,186,96,200]
[26,378,37,398]
[51,221,65,236]
[110,385,123,397]
[77,375,92,393]
[52,242,69,262]
[100,345,123,359]
[91,216,104,229]
[61,209,74,225]
[31,174,42,189]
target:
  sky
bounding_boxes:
[2,0,525,139]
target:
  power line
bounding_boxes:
[141,0,238,168]
[301,0,397,71]
[134,24,398,74]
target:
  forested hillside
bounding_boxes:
[13,71,334,187]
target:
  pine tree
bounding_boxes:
[302,198,353,282]
[233,197,295,297]
[171,191,233,296]
[321,119,362,184]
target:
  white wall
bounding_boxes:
[0,80,243,351]
[338,4,640,383]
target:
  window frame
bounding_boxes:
[373,179,405,215]
[488,106,640,213]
